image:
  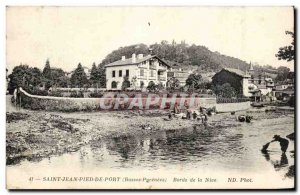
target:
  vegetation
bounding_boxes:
[166,77,180,92]
[212,83,237,98]
[185,74,203,91]
[147,81,157,92]
[8,65,42,94]
[8,38,294,96]
[70,63,88,88]
[90,62,106,88]
[100,41,251,72]
[275,31,295,62]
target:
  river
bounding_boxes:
[6,110,294,189]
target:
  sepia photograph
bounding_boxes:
[5,6,295,189]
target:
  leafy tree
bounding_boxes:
[51,68,68,87]
[166,77,180,91]
[275,66,291,82]
[212,83,237,98]
[100,41,253,73]
[185,74,203,90]
[70,63,88,88]
[275,31,295,62]
[8,65,42,94]
[56,76,70,88]
[147,81,157,92]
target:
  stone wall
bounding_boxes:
[215,101,251,113]
[18,88,217,112]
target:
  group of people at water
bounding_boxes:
[168,103,211,127]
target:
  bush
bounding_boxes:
[48,91,63,97]
[70,91,84,98]
[89,91,104,98]
[26,87,48,96]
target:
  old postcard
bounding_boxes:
[6,6,295,189]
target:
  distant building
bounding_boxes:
[167,68,191,87]
[65,66,91,79]
[82,66,91,79]
[242,63,278,101]
[104,54,170,90]
[273,80,294,101]
[212,68,251,97]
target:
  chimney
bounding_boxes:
[132,53,136,63]
[121,56,126,61]
[138,54,144,59]
[149,48,153,56]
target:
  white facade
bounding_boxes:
[105,54,170,90]
[242,77,251,97]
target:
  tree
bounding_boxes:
[166,77,180,91]
[185,74,203,90]
[147,81,157,92]
[51,68,67,87]
[275,66,291,82]
[90,62,100,87]
[42,59,52,80]
[70,63,88,88]
[8,65,42,94]
[100,41,252,73]
[97,64,106,88]
[212,83,237,98]
[275,31,295,62]
[56,76,70,88]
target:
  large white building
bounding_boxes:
[105,54,171,90]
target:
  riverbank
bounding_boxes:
[6,106,294,165]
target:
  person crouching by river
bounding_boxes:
[271,135,289,153]
[262,135,289,153]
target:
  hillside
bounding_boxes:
[100,41,266,73]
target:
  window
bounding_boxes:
[119,70,122,77]
[126,69,129,77]
[150,70,154,77]
[149,60,153,65]
[111,81,117,88]
[140,69,144,76]
[112,70,115,78]
[167,72,174,77]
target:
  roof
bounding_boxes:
[255,84,267,89]
[223,68,251,78]
[104,55,170,68]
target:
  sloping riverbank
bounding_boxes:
[6,109,234,165]
[6,107,293,165]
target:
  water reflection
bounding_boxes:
[7,114,295,183]
[262,151,288,170]
[262,145,294,179]
[85,125,245,170]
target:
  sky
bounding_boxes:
[6,6,294,72]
